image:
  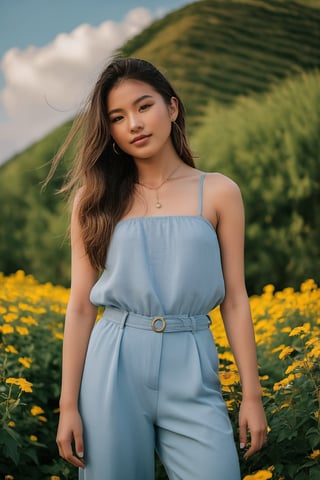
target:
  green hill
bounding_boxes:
[121,0,320,126]
[1,0,320,289]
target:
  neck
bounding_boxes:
[136,158,183,187]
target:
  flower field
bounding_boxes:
[0,271,319,480]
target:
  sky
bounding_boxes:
[0,0,192,164]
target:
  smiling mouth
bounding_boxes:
[131,134,151,144]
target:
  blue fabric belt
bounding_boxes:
[101,307,211,333]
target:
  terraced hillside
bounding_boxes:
[122,0,320,126]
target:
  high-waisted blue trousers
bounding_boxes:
[79,309,240,480]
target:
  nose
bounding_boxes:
[128,113,143,132]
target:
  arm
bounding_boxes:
[213,175,267,459]
[56,192,99,468]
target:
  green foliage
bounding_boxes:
[0,122,73,286]
[192,69,320,293]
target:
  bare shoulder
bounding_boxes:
[201,172,243,227]
[204,172,241,197]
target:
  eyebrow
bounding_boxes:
[108,94,154,116]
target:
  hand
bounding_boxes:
[239,397,268,459]
[56,407,85,468]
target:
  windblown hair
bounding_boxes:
[46,57,195,270]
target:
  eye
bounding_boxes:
[139,103,152,112]
[110,115,123,124]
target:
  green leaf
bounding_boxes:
[310,466,320,480]
[306,426,320,449]
[2,425,21,442]
[0,432,20,465]
[23,448,39,465]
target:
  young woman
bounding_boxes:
[53,57,267,479]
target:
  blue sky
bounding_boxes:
[0,0,190,59]
[0,0,192,163]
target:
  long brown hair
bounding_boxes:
[46,57,195,270]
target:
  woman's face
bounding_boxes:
[107,79,178,160]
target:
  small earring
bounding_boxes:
[113,142,120,155]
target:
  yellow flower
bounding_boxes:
[5,475,15,480]
[308,344,320,359]
[263,284,275,295]
[226,398,236,408]
[18,357,33,368]
[273,374,295,391]
[300,278,318,292]
[261,388,273,398]
[50,304,66,315]
[306,337,318,348]
[51,476,61,480]
[218,351,235,362]
[279,346,295,360]
[31,405,45,416]
[0,324,14,334]
[6,377,33,393]
[8,421,16,427]
[308,449,320,459]
[21,315,39,326]
[38,415,48,422]
[272,344,285,353]
[5,345,18,354]
[3,312,18,322]
[16,326,30,336]
[29,435,38,442]
[289,323,311,336]
[281,326,291,333]
[285,360,306,374]
[18,302,34,311]
[243,470,273,479]
[219,370,239,386]
[54,332,64,340]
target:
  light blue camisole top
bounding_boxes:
[90,174,225,316]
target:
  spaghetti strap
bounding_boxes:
[198,173,206,216]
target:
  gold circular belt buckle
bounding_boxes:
[151,317,166,333]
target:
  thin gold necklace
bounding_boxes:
[138,164,181,208]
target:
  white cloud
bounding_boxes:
[0,8,152,164]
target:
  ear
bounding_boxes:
[168,96,179,122]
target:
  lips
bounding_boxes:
[131,134,151,144]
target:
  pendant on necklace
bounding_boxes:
[155,189,162,208]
